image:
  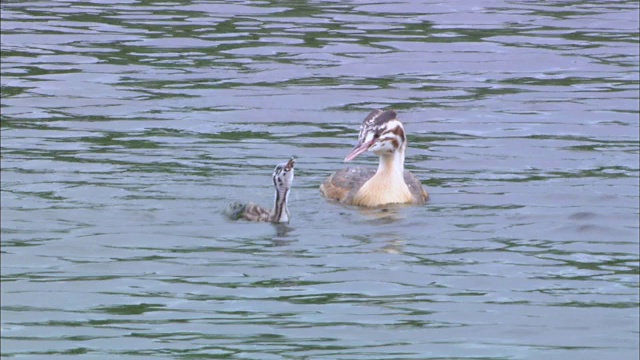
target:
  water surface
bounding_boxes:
[1,1,639,359]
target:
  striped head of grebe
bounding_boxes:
[270,157,295,223]
[344,109,407,162]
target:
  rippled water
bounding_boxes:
[2,0,639,359]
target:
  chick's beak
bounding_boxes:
[286,158,296,170]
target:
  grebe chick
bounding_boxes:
[320,109,428,207]
[228,157,295,223]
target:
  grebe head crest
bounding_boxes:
[344,109,406,162]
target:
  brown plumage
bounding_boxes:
[228,202,273,222]
[321,167,428,206]
[320,109,429,207]
[228,158,295,223]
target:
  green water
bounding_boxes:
[1,1,638,359]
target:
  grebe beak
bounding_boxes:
[285,157,296,170]
[344,138,375,162]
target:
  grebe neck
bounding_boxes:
[352,149,412,207]
[270,188,290,223]
[376,148,405,179]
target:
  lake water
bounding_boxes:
[1,1,639,359]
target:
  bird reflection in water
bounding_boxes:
[271,223,295,246]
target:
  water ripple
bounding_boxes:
[2,0,638,358]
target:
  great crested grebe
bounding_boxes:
[228,157,295,223]
[320,109,428,207]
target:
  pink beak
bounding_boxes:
[344,139,375,162]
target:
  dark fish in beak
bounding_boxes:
[285,157,296,170]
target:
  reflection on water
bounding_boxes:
[273,223,295,244]
[358,205,409,223]
[1,0,639,358]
